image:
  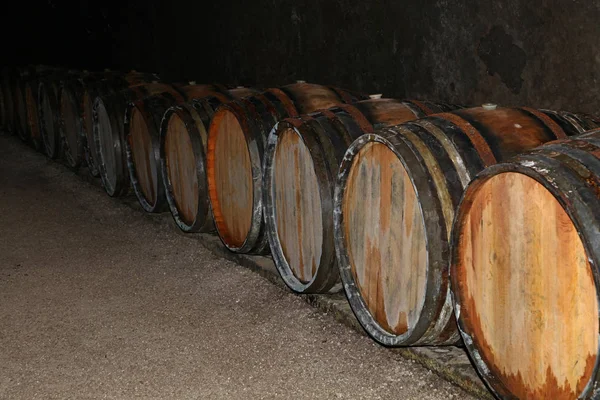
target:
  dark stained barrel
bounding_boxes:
[93,81,181,197]
[262,98,459,294]
[82,71,159,177]
[451,128,600,400]
[59,71,95,168]
[14,67,67,155]
[25,78,43,151]
[206,82,366,254]
[159,87,259,232]
[124,83,230,213]
[332,105,598,347]
[38,76,64,158]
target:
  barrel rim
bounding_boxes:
[450,155,600,400]
[159,102,214,232]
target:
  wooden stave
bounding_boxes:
[450,130,600,399]
[332,106,593,346]
[93,82,178,197]
[263,99,459,294]
[124,85,228,213]
[206,84,364,254]
[159,89,259,233]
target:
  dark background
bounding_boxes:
[2,0,599,113]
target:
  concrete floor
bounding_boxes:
[0,135,475,399]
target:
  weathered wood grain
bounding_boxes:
[334,106,599,347]
[208,109,254,248]
[456,172,597,400]
[344,142,427,334]
[274,128,323,283]
[164,113,199,226]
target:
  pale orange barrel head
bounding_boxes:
[165,113,199,226]
[342,141,427,335]
[129,107,157,205]
[455,172,598,399]
[273,127,323,284]
[208,109,253,248]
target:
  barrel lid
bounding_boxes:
[369,94,383,99]
[482,103,497,110]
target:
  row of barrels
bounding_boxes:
[3,65,600,399]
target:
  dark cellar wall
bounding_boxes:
[2,1,599,114]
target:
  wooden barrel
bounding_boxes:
[82,71,158,176]
[38,76,65,158]
[159,87,259,232]
[451,128,600,399]
[25,78,43,150]
[262,98,459,294]
[332,105,597,347]
[93,81,182,197]
[124,83,230,213]
[59,71,95,168]
[206,82,366,254]
[14,72,30,142]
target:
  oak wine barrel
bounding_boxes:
[82,71,159,177]
[25,78,43,150]
[38,75,66,158]
[206,81,366,254]
[28,68,65,152]
[332,105,598,346]
[159,87,259,232]
[451,128,600,399]
[58,70,97,168]
[93,81,183,197]
[262,98,460,294]
[124,83,230,213]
